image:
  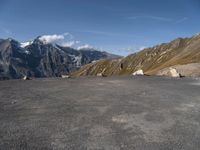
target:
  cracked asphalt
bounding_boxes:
[0,76,200,150]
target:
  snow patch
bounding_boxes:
[20,41,33,48]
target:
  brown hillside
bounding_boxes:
[72,33,200,76]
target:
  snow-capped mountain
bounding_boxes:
[0,37,120,79]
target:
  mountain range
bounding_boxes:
[0,37,120,79]
[1,33,200,80]
[72,33,200,77]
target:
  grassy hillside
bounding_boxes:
[72,33,200,76]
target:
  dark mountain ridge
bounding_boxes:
[0,37,120,79]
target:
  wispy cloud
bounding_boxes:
[128,15,189,24]
[127,15,172,22]
[175,17,189,24]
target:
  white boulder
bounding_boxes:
[168,68,180,77]
[157,67,180,78]
[61,75,70,79]
[23,76,31,80]
[132,69,144,76]
[97,73,107,77]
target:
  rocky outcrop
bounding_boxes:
[156,63,200,77]
[157,68,180,77]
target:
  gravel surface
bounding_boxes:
[0,76,200,150]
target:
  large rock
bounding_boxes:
[132,69,144,76]
[157,63,200,77]
[157,67,180,77]
[171,63,200,77]
[169,68,180,77]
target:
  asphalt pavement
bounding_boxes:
[0,76,200,150]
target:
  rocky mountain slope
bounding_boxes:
[0,37,120,79]
[72,33,200,77]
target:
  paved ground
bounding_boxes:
[0,76,200,150]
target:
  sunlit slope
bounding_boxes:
[72,33,200,76]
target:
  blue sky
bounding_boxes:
[0,0,200,56]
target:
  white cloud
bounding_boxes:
[39,34,65,44]
[77,44,94,50]
[61,41,80,47]
[37,33,80,48]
